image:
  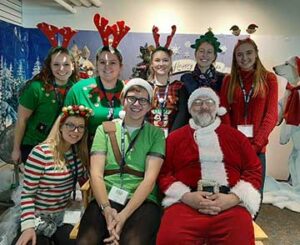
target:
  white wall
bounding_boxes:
[22,0,300,180]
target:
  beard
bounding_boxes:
[193,111,215,127]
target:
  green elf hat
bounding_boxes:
[191,28,222,54]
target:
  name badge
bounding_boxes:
[108,186,129,205]
[237,124,253,138]
[163,128,168,138]
[63,210,81,224]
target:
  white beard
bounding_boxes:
[193,112,215,127]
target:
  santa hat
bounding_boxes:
[187,87,226,116]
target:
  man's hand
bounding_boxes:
[181,191,221,215]
[103,207,119,244]
[205,193,240,212]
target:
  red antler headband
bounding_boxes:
[36,22,77,48]
[93,13,130,49]
[152,25,177,49]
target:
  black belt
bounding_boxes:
[191,185,230,194]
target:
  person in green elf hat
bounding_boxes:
[172,28,225,130]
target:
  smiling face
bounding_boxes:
[96,51,122,85]
[235,42,258,71]
[123,87,151,126]
[61,116,85,146]
[151,50,172,78]
[50,52,74,85]
[190,96,217,127]
[195,42,216,72]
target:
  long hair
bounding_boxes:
[228,38,269,104]
[148,48,173,82]
[20,46,79,95]
[44,115,89,170]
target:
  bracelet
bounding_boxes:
[101,202,111,211]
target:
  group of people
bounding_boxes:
[11,15,278,245]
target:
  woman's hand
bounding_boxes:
[11,148,22,164]
[16,228,36,245]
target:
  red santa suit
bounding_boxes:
[157,117,262,245]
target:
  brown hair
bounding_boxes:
[148,48,173,81]
[20,47,79,95]
[227,38,268,104]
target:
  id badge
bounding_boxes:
[163,128,168,138]
[63,210,81,225]
[237,124,253,138]
[108,186,129,205]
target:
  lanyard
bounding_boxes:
[155,82,169,125]
[53,82,71,117]
[120,121,144,183]
[239,76,254,119]
[70,145,78,201]
[97,78,116,120]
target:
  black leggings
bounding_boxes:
[77,199,162,245]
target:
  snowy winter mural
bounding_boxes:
[0,20,244,132]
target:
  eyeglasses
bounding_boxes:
[192,98,216,107]
[64,122,85,133]
[126,96,150,106]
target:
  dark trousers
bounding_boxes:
[77,199,161,245]
[12,224,75,245]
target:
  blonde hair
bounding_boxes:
[228,38,269,104]
[44,115,90,170]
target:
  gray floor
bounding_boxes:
[256,204,300,245]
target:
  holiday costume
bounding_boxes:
[20,143,86,236]
[64,77,124,136]
[91,119,165,204]
[172,66,225,131]
[19,80,74,162]
[77,119,165,244]
[147,80,183,134]
[220,71,278,154]
[157,118,261,245]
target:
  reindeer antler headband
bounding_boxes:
[93,13,130,49]
[36,22,77,48]
[152,25,177,49]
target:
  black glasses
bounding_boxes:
[126,96,150,106]
[64,122,85,133]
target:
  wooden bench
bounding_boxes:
[69,180,268,242]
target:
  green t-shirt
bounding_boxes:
[91,119,165,204]
[64,77,124,136]
[19,80,73,146]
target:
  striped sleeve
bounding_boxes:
[20,145,46,231]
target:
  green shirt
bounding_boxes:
[19,80,73,146]
[64,77,124,136]
[91,119,165,204]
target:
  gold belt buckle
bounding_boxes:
[197,179,220,193]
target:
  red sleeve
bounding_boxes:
[252,72,278,151]
[219,75,231,125]
[157,135,177,193]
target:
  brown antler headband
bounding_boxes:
[152,25,177,49]
[36,22,77,48]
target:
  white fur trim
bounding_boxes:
[189,118,229,186]
[123,78,154,101]
[217,106,227,116]
[230,180,261,216]
[188,87,220,110]
[162,181,191,207]
[118,110,126,119]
